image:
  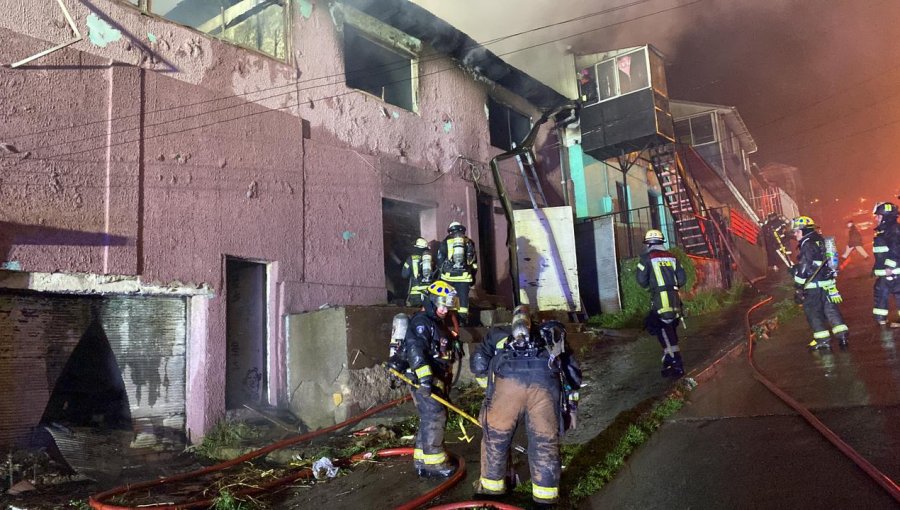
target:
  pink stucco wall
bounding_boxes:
[0,0,561,440]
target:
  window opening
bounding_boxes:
[488,97,531,151]
[344,24,416,111]
[149,0,287,60]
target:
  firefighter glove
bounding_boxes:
[793,289,806,305]
[420,382,432,398]
[826,285,842,304]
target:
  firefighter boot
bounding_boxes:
[417,460,457,478]
[837,333,849,349]
[808,339,832,352]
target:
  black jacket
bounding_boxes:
[403,301,452,386]
[792,230,834,286]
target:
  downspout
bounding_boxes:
[490,102,578,306]
[555,107,579,209]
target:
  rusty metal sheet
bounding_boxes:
[0,292,186,449]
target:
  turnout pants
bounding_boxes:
[802,288,848,345]
[646,311,683,375]
[412,381,448,469]
[447,281,471,321]
[873,276,900,323]
[479,371,561,504]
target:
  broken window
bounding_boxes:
[488,97,531,151]
[149,0,287,60]
[344,25,416,111]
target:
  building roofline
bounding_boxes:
[344,0,568,110]
[670,99,757,153]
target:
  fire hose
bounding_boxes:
[87,395,472,510]
[745,298,900,503]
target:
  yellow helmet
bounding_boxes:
[791,216,816,231]
[427,280,459,309]
[414,237,428,249]
[644,229,665,245]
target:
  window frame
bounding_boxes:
[115,0,291,63]
[342,24,420,113]
[487,97,533,151]
[674,113,718,147]
[592,47,652,104]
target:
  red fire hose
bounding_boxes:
[89,396,439,509]
[745,297,900,503]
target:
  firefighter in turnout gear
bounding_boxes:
[470,306,582,505]
[437,222,478,324]
[401,237,436,307]
[403,280,460,477]
[790,216,849,350]
[872,202,900,326]
[636,230,688,378]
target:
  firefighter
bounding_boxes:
[470,305,581,506]
[437,222,478,324]
[402,280,460,477]
[872,202,900,326]
[790,216,849,350]
[401,237,435,307]
[636,230,688,377]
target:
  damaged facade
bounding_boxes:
[0,0,568,447]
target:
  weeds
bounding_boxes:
[188,421,261,459]
[212,490,247,510]
[773,297,802,322]
[590,251,746,329]
[560,393,685,507]
[68,500,91,510]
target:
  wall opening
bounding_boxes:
[382,198,426,304]
[226,258,269,410]
[41,312,132,430]
[344,24,416,111]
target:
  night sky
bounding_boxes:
[415,0,900,222]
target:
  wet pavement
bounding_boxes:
[584,272,900,509]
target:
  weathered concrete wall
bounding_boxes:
[286,306,408,429]
[0,0,565,439]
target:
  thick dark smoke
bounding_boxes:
[415,0,900,219]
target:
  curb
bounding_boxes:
[687,336,748,386]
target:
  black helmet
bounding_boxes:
[873,202,898,218]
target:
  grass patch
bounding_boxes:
[558,392,686,507]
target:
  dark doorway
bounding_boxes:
[226,259,268,410]
[41,312,131,429]
[383,198,424,304]
[477,192,498,295]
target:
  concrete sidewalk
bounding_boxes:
[584,274,900,509]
